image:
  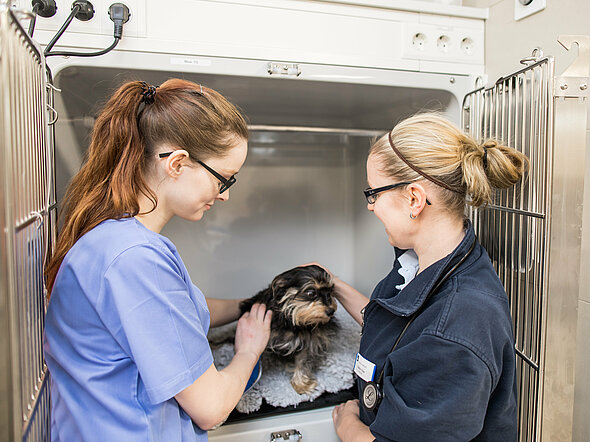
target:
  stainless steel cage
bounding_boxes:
[463,37,589,441]
[0,3,56,441]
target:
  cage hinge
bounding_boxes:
[553,76,589,98]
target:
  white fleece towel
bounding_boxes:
[208,306,361,413]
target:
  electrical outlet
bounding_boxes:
[12,0,146,38]
[515,0,546,21]
[32,0,102,35]
[402,23,484,65]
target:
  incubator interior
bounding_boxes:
[54,67,456,301]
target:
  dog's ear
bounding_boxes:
[240,287,273,313]
[271,276,290,297]
[272,266,308,288]
[302,265,332,284]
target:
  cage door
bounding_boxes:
[463,37,589,442]
[0,5,56,442]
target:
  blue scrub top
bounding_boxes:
[44,218,214,441]
[357,221,518,441]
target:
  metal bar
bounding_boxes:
[520,69,533,378]
[15,211,49,233]
[535,56,555,441]
[484,205,545,219]
[247,124,385,137]
[495,57,553,86]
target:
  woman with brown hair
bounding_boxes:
[43,79,271,441]
[326,113,528,441]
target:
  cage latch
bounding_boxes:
[270,428,302,441]
[268,62,301,77]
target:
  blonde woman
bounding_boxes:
[328,113,527,441]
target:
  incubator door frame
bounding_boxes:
[47,49,476,114]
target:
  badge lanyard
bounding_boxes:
[362,237,477,412]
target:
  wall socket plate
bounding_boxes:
[12,0,146,38]
[515,0,546,21]
[403,23,484,65]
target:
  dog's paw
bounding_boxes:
[291,371,318,395]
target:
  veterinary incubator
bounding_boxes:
[1,0,589,440]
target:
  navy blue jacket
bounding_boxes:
[357,221,517,441]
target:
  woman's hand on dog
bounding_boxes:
[301,261,335,278]
[301,262,369,326]
[235,303,272,360]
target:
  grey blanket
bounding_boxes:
[208,306,361,413]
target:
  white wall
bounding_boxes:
[463,0,590,80]
[463,1,590,440]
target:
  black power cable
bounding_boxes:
[45,37,120,57]
[28,0,58,37]
[28,2,40,37]
[44,2,130,58]
[43,3,81,55]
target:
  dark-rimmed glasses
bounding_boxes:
[364,181,432,205]
[159,152,236,193]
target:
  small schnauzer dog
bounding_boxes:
[240,265,338,395]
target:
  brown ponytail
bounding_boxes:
[369,112,529,215]
[45,79,248,294]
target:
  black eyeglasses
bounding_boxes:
[159,152,236,193]
[364,181,432,205]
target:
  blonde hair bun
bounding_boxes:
[370,112,529,212]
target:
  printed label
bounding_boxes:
[354,353,376,383]
[170,57,212,66]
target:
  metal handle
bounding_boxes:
[268,62,301,77]
[47,103,58,125]
[474,75,484,89]
[46,82,62,93]
[270,429,302,442]
[520,47,544,65]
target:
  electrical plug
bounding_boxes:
[32,0,57,17]
[108,3,130,39]
[71,0,94,21]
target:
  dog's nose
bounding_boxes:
[326,307,335,317]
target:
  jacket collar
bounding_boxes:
[375,219,478,317]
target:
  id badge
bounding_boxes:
[354,353,376,383]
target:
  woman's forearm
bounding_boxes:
[206,298,242,327]
[333,277,369,326]
[333,400,375,442]
[338,421,375,442]
[177,304,270,430]
[175,352,258,430]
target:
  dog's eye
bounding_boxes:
[305,289,316,297]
